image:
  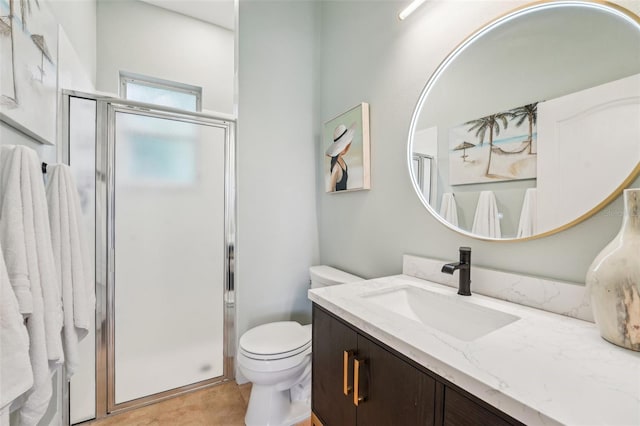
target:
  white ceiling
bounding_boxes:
[139,0,235,31]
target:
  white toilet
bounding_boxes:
[238,265,362,426]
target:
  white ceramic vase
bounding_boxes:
[586,188,640,351]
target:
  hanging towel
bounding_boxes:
[46,164,95,379]
[0,146,63,426]
[472,191,502,238]
[517,188,537,238]
[439,192,459,227]
[0,148,31,316]
[0,240,34,417]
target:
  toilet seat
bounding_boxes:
[238,345,311,373]
[240,340,311,361]
[240,321,311,357]
[239,321,312,373]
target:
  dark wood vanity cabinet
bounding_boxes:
[312,303,357,425]
[312,304,436,425]
[355,334,437,425]
[443,387,514,426]
[312,304,523,426]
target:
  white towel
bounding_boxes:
[0,148,31,316]
[0,146,63,426]
[0,240,34,415]
[439,193,459,227]
[472,191,502,238]
[517,188,537,238]
[46,164,95,379]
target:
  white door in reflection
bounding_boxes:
[113,111,225,404]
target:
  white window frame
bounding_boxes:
[119,71,203,112]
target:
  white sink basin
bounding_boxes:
[360,286,519,341]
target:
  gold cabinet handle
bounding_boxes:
[354,357,367,406]
[343,350,354,395]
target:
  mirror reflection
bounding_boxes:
[409,2,640,240]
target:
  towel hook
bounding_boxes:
[41,162,47,174]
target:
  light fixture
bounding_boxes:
[398,0,427,20]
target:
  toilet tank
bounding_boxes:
[309,265,363,289]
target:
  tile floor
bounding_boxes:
[85,382,311,426]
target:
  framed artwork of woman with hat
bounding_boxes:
[323,103,370,193]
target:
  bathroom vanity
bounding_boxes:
[311,304,522,426]
[308,257,640,426]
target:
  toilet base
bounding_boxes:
[244,384,310,426]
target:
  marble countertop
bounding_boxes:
[308,275,640,426]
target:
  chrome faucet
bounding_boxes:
[441,247,472,296]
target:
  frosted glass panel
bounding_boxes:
[113,112,225,404]
[69,97,97,424]
[125,82,198,112]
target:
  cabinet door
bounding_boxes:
[312,306,358,426]
[443,387,515,426]
[356,334,437,426]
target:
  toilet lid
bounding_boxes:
[240,321,311,356]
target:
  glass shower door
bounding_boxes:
[109,108,227,407]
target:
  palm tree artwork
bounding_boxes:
[31,34,52,82]
[0,16,10,36]
[19,0,37,30]
[509,102,538,154]
[465,112,512,177]
[453,141,476,162]
[1,0,46,106]
[0,0,17,106]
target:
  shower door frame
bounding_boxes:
[62,90,237,421]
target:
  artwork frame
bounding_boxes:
[1,0,58,145]
[323,102,370,193]
[448,102,539,186]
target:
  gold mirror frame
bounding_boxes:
[407,0,640,242]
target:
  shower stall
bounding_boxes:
[61,91,235,423]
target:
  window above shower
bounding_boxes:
[119,72,203,112]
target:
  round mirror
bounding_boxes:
[408,1,640,241]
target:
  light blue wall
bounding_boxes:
[316,0,640,284]
[237,0,320,346]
